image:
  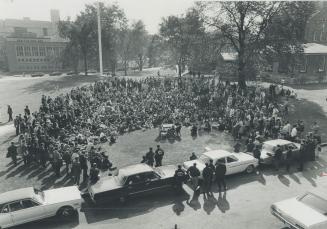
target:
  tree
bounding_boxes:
[199,2,283,87]
[160,8,205,77]
[130,20,149,71]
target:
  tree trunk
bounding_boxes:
[138,55,143,71]
[83,53,88,76]
[124,60,128,76]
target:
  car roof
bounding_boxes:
[203,150,232,159]
[264,139,292,146]
[0,187,35,205]
[119,164,154,177]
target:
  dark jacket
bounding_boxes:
[215,164,226,179]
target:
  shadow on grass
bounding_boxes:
[23,75,103,94]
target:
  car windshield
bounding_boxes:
[116,172,127,185]
[299,193,327,215]
[263,144,275,152]
[199,154,211,164]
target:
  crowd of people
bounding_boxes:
[4,75,322,189]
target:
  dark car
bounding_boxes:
[31,72,44,77]
[88,164,185,204]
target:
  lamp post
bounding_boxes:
[97,1,103,75]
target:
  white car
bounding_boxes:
[183,149,259,178]
[271,190,327,229]
[0,186,82,229]
[159,124,175,138]
[261,139,301,164]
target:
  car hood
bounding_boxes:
[273,198,327,228]
[183,159,205,172]
[43,186,81,205]
[89,176,122,194]
[155,165,177,178]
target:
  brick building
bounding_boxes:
[0,10,67,73]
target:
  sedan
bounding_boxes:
[183,149,259,178]
[271,190,327,229]
[260,139,300,165]
[88,163,186,204]
[0,186,82,229]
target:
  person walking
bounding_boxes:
[154,145,164,167]
[187,163,200,191]
[215,162,227,192]
[7,105,13,122]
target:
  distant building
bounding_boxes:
[0,9,67,73]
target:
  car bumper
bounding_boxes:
[271,208,304,229]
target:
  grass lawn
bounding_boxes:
[287,97,327,142]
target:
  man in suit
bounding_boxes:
[215,162,227,192]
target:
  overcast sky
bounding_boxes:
[0,0,196,34]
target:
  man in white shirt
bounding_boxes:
[291,125,298,142]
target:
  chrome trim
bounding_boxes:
[271,208,303,229]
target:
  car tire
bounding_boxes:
[57,206,75,220]
[245,165,255,174]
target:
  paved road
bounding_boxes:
[9,156,327,229]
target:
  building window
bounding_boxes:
[313,31,318,41]
[320,32,324,41]
[24,46,31,56]
[39,47,45,56]
[16,46,24,56]
[299,56,307,73]
[318,56,325,72]
[46,47,53,56]
[54,47,59,57]
[43,28,48,36]
[32,47,39,56]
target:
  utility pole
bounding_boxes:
[97,1,103,75]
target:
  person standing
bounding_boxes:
[215,162,227,192]
[174,165,186,193]
[7,105,13,122]
[285,146,293,172]
[145,147,154,167]
[71,158,81,185]
[202,163,213,195]
[273,145,282,171]
[24,105,30,116]
[79,151,88,182]
[89,163,100,184]
[62,150,72,175]
[298,141,306,171]
[52,149,62,177]
[39,143,47,168]
[154,145,164,167]
[187,163,200,191]
[8,142,18,166]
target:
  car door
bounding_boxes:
[10,199,45,226]
[125,173,148,196]
[216,157,230,175]
[0,204,14,228]
[144,171,166,192]
[226,156,241,175]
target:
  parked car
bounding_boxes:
[0,186,82,229]
[31,72,44,77]
[183,149,259,179]
[271,190,327,229]
[66,71,75,75]
[159,124,175,139]
[260,139,300,165]
[88,163,186,204]
[49,72,62,76]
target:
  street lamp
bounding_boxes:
[97,1,103,76]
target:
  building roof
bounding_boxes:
[303,43,327,54]
[221,52,238,61]
[0,187,35,204]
